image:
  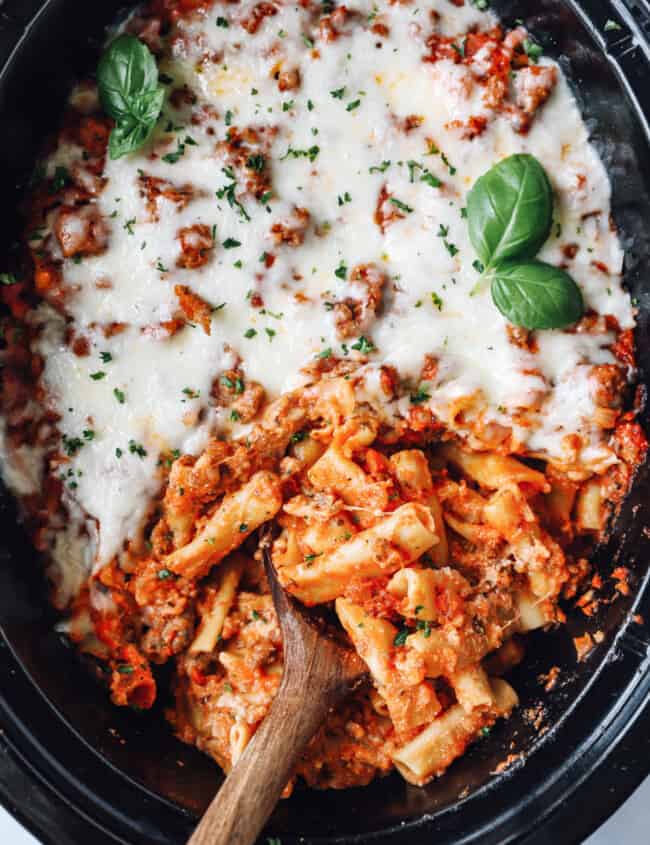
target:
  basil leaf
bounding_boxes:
[490,260,584,330]
[467,154,553,267]
[97,34,164,160]
[108,120,152,160]
[98,34,159,119]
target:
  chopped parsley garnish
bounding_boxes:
[317,347,332,359]
[410,386,431,404]
[369,160,391,174]
[351,335,375,354]
[158,568,173,580]
[393,629,409,647]
[280,145,320,163]
[156,259,169,272]
[225,109,233,126]
[441,152,456,175]
[182,387,200,399]
[420,170,442,189]
[239,523,249,532]
[117,665,134,675]
[123,218,136,235]
[426,142,457,175]
[90,371,106,381]
[216,15,229,27]
[473,259,485,273]
[265,328,276,341]
[282,99,295,112]
[334,260,348,279]
[223,238,241,249]
[337,192,352,206]
[244,328,257,338]
[307,99,314,111]
[330,87,346,99]
[407,160,421,182]
[128,439,147,458]
[115,448,123,458]
[437,224,449,238]
[291,431,307,443]
[162,135,197,165]
[62,435,84,456]
[113,388,126,404]
[416,619,432,638]
[246,153,266,172]
[389,197,413,214]
[83,430,95,441]
[216,167,251,222]
[346,99,361,111]
[100,351,113,363]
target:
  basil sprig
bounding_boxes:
[97,34,165,160]
[466,154,583,330]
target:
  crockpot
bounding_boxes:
[1,0,650,842]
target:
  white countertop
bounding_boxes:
[0,774,647,843]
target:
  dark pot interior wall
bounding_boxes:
[0,1,649,844]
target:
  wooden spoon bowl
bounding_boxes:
[188,537,369,845]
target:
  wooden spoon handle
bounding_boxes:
[188,684,330,845]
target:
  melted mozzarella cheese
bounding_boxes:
[1,0,633,591]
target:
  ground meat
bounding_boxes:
[211,370,266,423]
[216,125,274,200]
[177,224,215,269]
[54,204,110,258]
[126,14,164,52]
[374,184,405,232]
[590,364,627,409]
[277,67,301,92]
[270,207,311,246]
[319,5,353,42]
[138,172,196,221]
[241,2,278,34]
[174,285,213,334]
[514,65,558,116]
[333,263,386,339]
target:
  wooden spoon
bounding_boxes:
[188,537,369,845]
